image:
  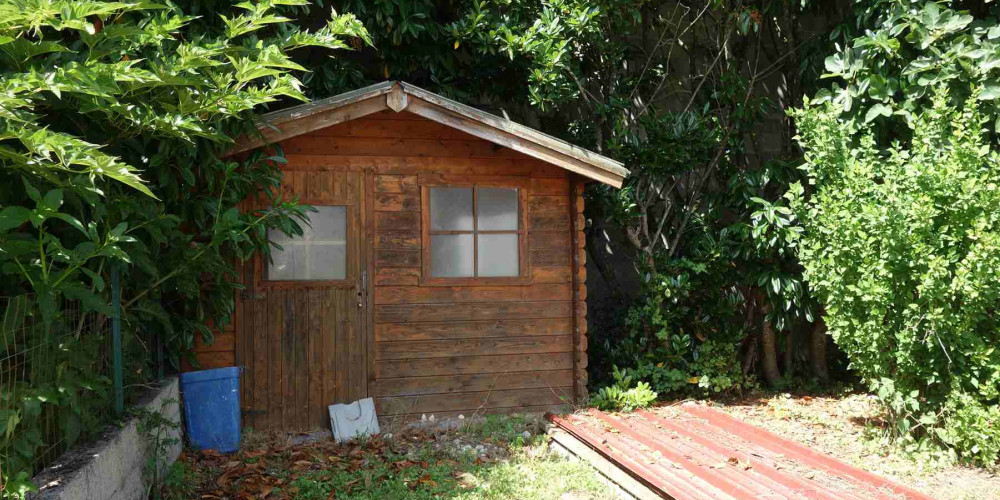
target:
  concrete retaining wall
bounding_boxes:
[29,377,183,500]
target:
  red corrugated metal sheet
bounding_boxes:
[548,404,937,500]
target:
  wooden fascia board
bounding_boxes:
[224,83,396,156]
[405,96,625,188]
[401,83,627,181]
[226,96,388,156]
[264,81,395,125]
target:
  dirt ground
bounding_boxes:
[684,391,1000,500]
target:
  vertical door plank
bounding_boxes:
[364,171,376,397]
[292,171,306,202]
[307,291,324,427]
[293,288,309,429]
[348,293,361,402]
[322,288,337,415]
[251,284,267,430]
[280,171,295,200]
[249,197,262,427]
[266,289,283,430]
[349,181,365,401]
[334,172,346,202]
[235,259,249,425]
[281,290,296,428]
[336,289,349,403]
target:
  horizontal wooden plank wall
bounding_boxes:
[311,111,581,418]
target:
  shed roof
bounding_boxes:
[228,81,627,188]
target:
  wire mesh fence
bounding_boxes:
[0,275,167,495]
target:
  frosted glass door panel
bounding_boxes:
[268,206,347,280]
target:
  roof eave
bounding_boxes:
[226,81,627,188]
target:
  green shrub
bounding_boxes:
[606,269,756,397]
[160,462,197,500]
[791,89,1000,464]
[590,366,658,412]
[938,389,1000,466]
[629,340,750,395]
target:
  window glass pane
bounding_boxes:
[477,233,519,277]
[267,206,347,280]
[310,206,347,241]
[430,187,473,230]
[269,228,293,244]
[477,187,519,230]
[431,234,474,277]
[268,242,301,280]
[310,243,346,280]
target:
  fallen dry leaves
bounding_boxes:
[170,430,446,500]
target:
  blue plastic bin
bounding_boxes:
[179,366,241,453]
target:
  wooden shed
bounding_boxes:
[192,81,627,431]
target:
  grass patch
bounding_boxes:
[453,447,612,499]
[285,444,609,499]
[459,414,547,447]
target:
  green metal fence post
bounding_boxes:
[112,265,124,415]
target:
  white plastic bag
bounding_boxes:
[328,398,380,443]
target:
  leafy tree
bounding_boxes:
[0,0,368,495]
[791,88,1000,465]
[371,0,847,390]
[796,0,1000,463]
[495,0,842,389]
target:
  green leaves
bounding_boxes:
[223,0,293,39]
[816,0,1000,135]
[792,89,1000,463]
[590,365,658,412]
[0,4,370,494]
[978,83,1000,101]
[0,206,30,231]
[864,103,893,123]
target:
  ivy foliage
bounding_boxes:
[0,1,368,495]
[792,90,1000,465]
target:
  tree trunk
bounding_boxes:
[760,302,782,387]
[584,217,626,303]
[809,318,830,382]
[741,302,758,378]
[783,327,794,378]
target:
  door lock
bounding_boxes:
[357,270,367,309]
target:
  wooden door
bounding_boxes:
[236,171,368,431]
